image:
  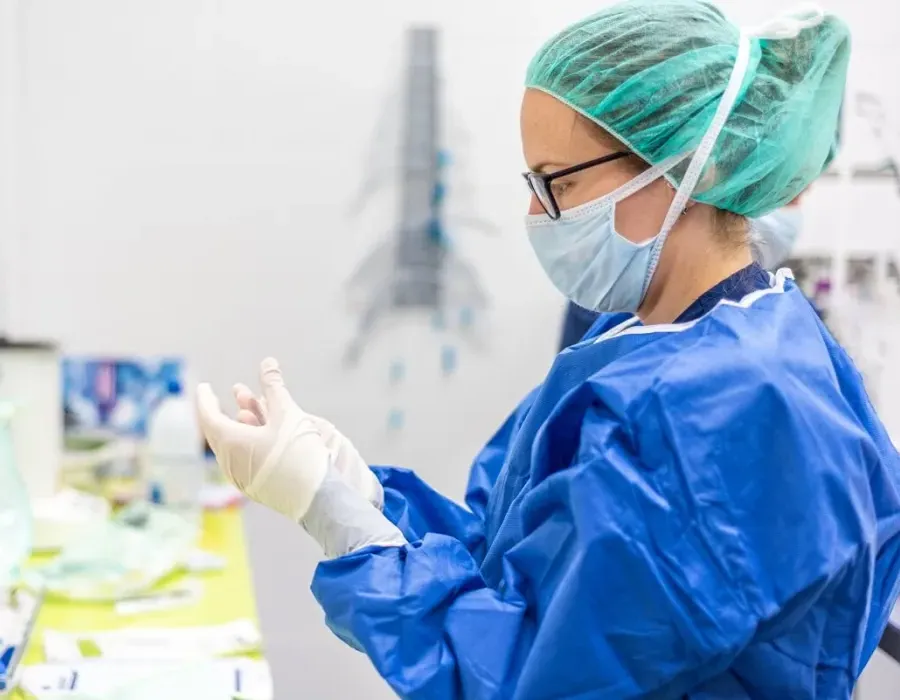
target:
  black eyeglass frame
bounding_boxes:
[523,151,630,220]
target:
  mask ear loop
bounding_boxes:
[639,32,753,299]
[638,3,827,303]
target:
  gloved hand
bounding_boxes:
[197,358,406,558]
[231,383,383,510]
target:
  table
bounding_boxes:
[18,505,259,669]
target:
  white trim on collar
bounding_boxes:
[591,268,792,345]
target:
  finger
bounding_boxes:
[196,383,255,444]
[233,383,253,409]
[259,357,298,419]
[237,408,261,426]
[233,383,267,425]
[196,383,230,438]
[309,414,336,440]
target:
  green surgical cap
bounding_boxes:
[525,0,850,217]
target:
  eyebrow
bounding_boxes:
[529,161,570,174]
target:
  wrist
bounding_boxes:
[302,469,406,559]
[364,469,385,511]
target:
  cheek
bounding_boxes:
[613,184,673,243]
[562,175,620,210]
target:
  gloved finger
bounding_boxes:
[196,383,255,445]
[233,383,267,425]
[310,414,337,441]
[259,357,298,420]
[237,408,261,426]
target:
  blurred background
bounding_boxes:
[0,0,899,698]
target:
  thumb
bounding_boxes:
[259,357,298,419]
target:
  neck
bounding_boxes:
[637,215,752,325]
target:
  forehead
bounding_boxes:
[520,88,614,167]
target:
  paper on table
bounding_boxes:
[19,658,272,700]
[43,619,261,662]
[113,579,203,617]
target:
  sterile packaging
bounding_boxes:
[0,403,31,590]
[0,340,62,504]
[23,501,199,601]
[31,490,110,553]
[42,619,262,662]
[18,658,273,700]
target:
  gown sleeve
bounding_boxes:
[372,388,538,558]
[311,361,866,699]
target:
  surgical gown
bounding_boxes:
[312,269,900,699]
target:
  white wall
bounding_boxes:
[5,0,900,697]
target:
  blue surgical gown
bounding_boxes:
[312,269,900,699]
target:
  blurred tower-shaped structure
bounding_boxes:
[343,27,489,367]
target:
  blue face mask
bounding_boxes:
[525,153,687,313]
[750,208,803,270]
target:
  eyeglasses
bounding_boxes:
[523,151,630,220]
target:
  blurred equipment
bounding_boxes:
[61,357,195,505]
[146,377,204,520]
[344,27,489,366]
[0,403,31,588]
[0,588,41,694]
[0,338,62,503]
[855,92,900,193]
[24,500,200,602]
[63,357,184,438]
[31,488,110,553]
[822,91,900,186]
[0,401,42,695]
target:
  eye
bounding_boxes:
[550,180,572,198]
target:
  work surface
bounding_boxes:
[15,501,393,699]
[21,506,258,665]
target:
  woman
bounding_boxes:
[197,2,900,697]
[559,194,806,351]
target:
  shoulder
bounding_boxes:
[564,340,875,618]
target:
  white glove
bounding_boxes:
[197,358,329,521]
[231,383,383,510]
[197,358,405,558]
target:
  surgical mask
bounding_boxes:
[525,11,823,313]
[525,153,688,313]
[750,208,803,270]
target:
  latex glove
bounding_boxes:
[196,358,329,521]
[197,358,406,558]
[231,383,383,510]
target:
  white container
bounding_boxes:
[0,339,61,502]
[145,379,204,514]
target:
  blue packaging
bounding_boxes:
[62,357,185,438]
